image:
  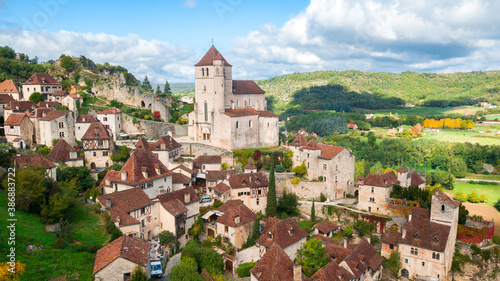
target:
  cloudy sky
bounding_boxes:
[0,0,499,83]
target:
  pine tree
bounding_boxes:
[266,155,277,217]
[155,85,161,95]
[311,200,316,221]
[142,76,153,92]
[164,80,171,95]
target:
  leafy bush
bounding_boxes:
[291,162,307,176]
[384,251,402,278]
[467,191,481,203]
[353,220,375,237]
[343,226,353,238]
[275,164,285,173]
[237,262,256,277]
[159,230,175,246]
[319,193,327,202]
[290,177,301,185]
[494,199,500,212]
[454,190,467,202]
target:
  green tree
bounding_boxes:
[367,131,377,146]
[355,159,367,179]
[188,216,204,240]
[357,121,371,131]
[159,230,175,246]
[370,162,384,174]
[243,218,261,248]
[29,92,44,104]
[155,85,161,95]
[458,204,468,225]
[353,220,375,237]
[131,265,148,281]
[266,156,277,217]
[344,226,353,239]
[198,248,224,275]
[277,189,299,216]
[56,165,95,191]
[2,166,49,213]
[291,161,307,176]
[142,76,153,92]
[454,190,467,202]
[494,199,500,212]
[295,239,329,277]
[169,261,203,281]
[384,251,402,278]
[41,192,74,224]
[164,80,172,95]
[450,157,468,178]
[310,200,316,221]
[467,191,480,203]
[479,193,488,203]
[60,55,75,71]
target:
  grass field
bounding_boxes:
[0,193,109,280]
[365,106,447,116]
[446,182,500,206]
[485,114,500,121]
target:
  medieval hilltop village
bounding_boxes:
[0,45,499,281]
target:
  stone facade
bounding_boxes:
[97,108,122,140]
[82,122,114,169]
[4,114,34,145]
[94,257,150,281]
[22,73,62,101]
[357,172,399,214]
[188,46,279,150]
[39,110,76,146]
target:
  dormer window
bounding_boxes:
[414,233,420,240]
[432,236,439,243]
[268,232,273,239]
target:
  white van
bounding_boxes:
[200,195,211,203]
[151,260,162,278]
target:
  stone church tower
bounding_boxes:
[188,46,279,150]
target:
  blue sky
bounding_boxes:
[1,0,499,83]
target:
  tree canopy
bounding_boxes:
[295,238,329,277]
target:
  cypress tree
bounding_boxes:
[266,155,277,217]
[311,200,316,221]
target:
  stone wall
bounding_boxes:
[121,114,188,139]
[178,141,234,166]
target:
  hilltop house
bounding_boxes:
[96,107,122,140]
[215,202,258,249]
[135,136,183,168]
[81,122,114,169]
[250,244,309,281]
[29,107,55,144]
[381,191,459,281]
[289,135,356,199]
[100,149,173,199]
[255,217,308,260]
[193,155,222,175]
[93,236,151,280]
[75,114,97,141]
[62,94,83,111]
[47,139,84,167]
[22,73,62,101]
[3,100,36,121]
[188,45,279,149]
[39,110,76,146]
[13,154,57,180]
[4,113,33,146]
[0,79,22,100]
[397,166,426,189]
[357,172,399,214]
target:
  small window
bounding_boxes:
[371,187,374,193]
[59,132,64,138]
[141,207,145,215]
[422,261,425,266]
[93,151,97,157]
[249,120,252,127]
[103,151,108,156]
[103,117,107,122]
[236,121,239,129]
[441,204,445,212]
[141,219,145,227]
[123,273,131,281]
[323,164,327,170]
[225,225,228,232]
[405,258,408,264]
[58,122,64,128]
[390,244,394,249]
[256,198,260,205]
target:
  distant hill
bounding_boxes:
[257,70,500,115]
[171,82,194,93]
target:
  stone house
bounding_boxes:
[347,123,358,130]
[39,110,76,147]
[213,182,231,202]
[357,172,399,214]
[338,239,384,281]
[47,139,84,167]
[13,154,57,180]
[100,149,173,199]
[48,90,68,102]
[310,261,356,281]
[250,244,308,281]
[81,122,114,169]
[97,107,122,140]
[289,135,356,199]
[397,165,426,189]
[29,107,55,144]
[135,136,182,168]
[3,100,35,121]
[226,172,268,213]
[75,114,97,141]
[314,220,339,238]
[172,173,192,190]
[4,113,33,146]
[62,94,83,111]
[255,218,308,260]
[0,93,15,118]
[215,203,258,249]
[159,198,188,246]
[188,45,279,150]
[93,235,151,281]
[0,79,22,100]
[22,73,62,101]
[193,155,222,176]
[381,191,459,281]
[97,188,156,240]
[206,170,234,189]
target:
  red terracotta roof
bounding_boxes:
[215,204,258,228]
[93,236,150,275]
[206,170,235,181]
[47,139,82,163]
[318,144,345,160]
[290,134,307,147]
[0,80,20,93]
[5,100,35,111]
[410,171,426,186]
[245,161,257,170]
[97,107,121,114]
[40,110,70,121]
[250,244,308,281]
[157,187,200,206]
[310,261,355,281]
[172,165,195,175]
[232,80,265,95]
[228,172,268,189]
[397,165,409,173]
[52,90,68,96]
[342,239,383,278]
[97,188,153,214]
[136,136,182,152]
[14,154,56,169]
[399,207,451,252]
[347,123,357,129]
[300,139,321,150]
[69,94,83,99]
[224,108,261,117]
[81,122,112,140]
[4,113,27,126]
[76,114,97,123]
[195,45,232,67]
[112,150,173,186]
[161,199,188,216]
[259,110,278,118]
[0,94,15,103]
[29,107,55,118]
[216,199,243,212]
[172,173,191,184]
[37,101,61,108]
[213,182,231,194]
[23,73,61,85]
[363,172,399,187]
[193,155,221,167]
[314,221,339,234]
[381,230,400,245]
[135,138,151,150]
[256,218,308,249]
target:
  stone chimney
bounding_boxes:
[116,216,120,224]
[402,228,407,239]
[343,239,347,248]
[184,192,190,203]
[121,171,127,181]
[234,215,240,225]
[106,198,111,208]
[293,264,302,281]
[142,167,148,178]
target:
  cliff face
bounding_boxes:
[449,243,500,281]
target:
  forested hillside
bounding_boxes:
[258,70,500,115]
[0,46,48,84]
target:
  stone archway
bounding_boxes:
[141,100,145,107]
[90,162,96,169]
[202,127,211,141]
[401,269,409,278]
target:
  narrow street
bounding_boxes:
[157,252,181,281]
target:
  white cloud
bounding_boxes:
[182,0,196,8]
[0,29,196,83]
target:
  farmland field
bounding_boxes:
[485,114,500,120]
[446,182,500,207]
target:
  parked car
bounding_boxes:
[199,195,211,203]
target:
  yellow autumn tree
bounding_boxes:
[0,262,26,281]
